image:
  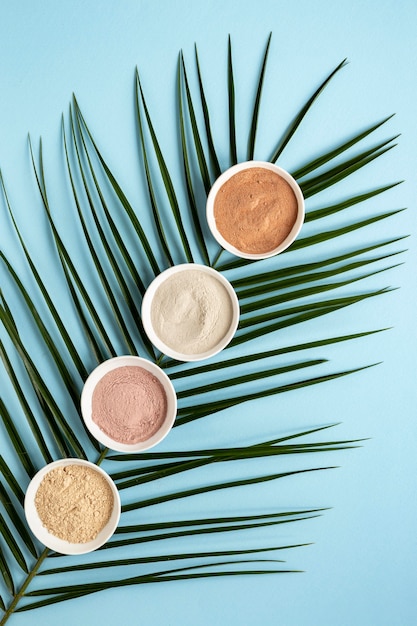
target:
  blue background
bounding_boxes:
[1,1,416,625]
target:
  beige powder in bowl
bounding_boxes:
[34,464,114,544]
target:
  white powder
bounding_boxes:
[150,269,234,355]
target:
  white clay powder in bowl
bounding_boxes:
[141,264,240,362]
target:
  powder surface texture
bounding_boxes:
[213,167,299,254]
[150,269,234,355]
[92,365,167,443]
[34,464,114,543]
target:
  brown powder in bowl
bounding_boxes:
[92,365,167,444]
[34,464,114,543]
[213,166,299,254]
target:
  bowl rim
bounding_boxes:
[206,160,305,260]
[141,263,240,362]
[80,355,177,453]
[24,458,121,555]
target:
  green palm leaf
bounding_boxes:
[179,52,212,195]
[247,32,272,160]
[176,364,376,426]
[135,72,195,264]
[28,139,118,360]
[135,73,176,268]
[228,35,238,165]
[269,57,348,162]
[291,114,396,180]
[299,137,398,198]
[0,170,89,385]
[177,54,211,264]
[20,563,297,612]
[40,543,306,575]
[62,118,139,356]
[194,44,221,178]
[0,482,37,559]
[72,96,161,277]
[121,466,334,513]
[0,347,53,464]
[0,33,405,623]
[0,299,87,459]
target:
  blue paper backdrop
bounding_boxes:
[0,1,416,625]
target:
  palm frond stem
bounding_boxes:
[0,548,49,624]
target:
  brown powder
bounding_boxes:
[34,464,114,543]
[213,167,299,254]
[92,365,167,444]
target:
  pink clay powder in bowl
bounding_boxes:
[81,356,177,452]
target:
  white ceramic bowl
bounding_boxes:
[141,264,240,362]
[81,355,177,452]
[24,458,121,555]
[206,160,305,260]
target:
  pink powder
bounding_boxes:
[91,365,167,444]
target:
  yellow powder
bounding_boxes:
[34,464,114,543]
